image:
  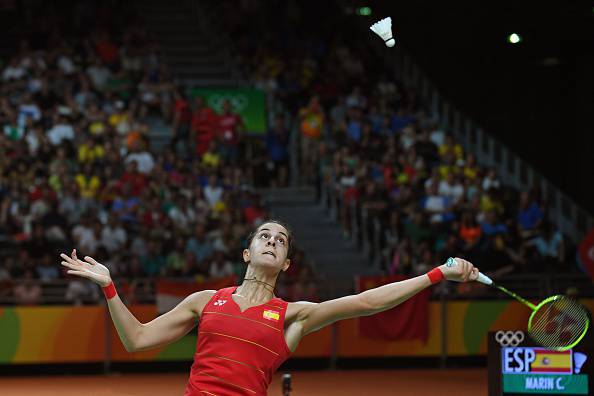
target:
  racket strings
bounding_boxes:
[529,297,589,350]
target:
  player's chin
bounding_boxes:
[254,256,281,268]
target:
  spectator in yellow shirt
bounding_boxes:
[75,163,101,199]
[439,135,463,161]
[463,153,480,180]
[480,189,504,216]
[78,137,105,164]
[108,101,131,135]
[438,152,459,179]
[202,141,220,168]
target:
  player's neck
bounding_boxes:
[235,268,277,304]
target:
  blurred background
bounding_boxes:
[0,0,592,395]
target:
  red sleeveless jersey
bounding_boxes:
[184,286,292,395]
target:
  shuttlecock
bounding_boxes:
[370,17,395,47]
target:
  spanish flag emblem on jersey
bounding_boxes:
[531,349,572,373]
[263,310,280,321]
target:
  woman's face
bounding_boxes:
[244,222,290,272]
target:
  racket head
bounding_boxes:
[528,295,591,351]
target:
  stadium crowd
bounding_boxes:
[0,1,316,305]
[0,0,575,306]
[218,0,574,291]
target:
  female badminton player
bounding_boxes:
[60,220,479,395]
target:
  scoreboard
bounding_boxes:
[488,331,592,395]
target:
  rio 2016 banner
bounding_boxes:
[1,299,592,364]
[190,88,267,135]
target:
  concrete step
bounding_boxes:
[149,131,173,139]
[266,197,317,207]
[261,187,316,197]
[144,14,193,22]
[266,188,375,297]
[141,6,191,15]
[143,11,194,21]
[177,78,239,87]
[161,46,218,55]
[136,1,237,104]
[166,57,227,67]
[158,37,212,46]
[151,25,200,34]
[171,65,229,74]
[149,137,171,152]
[265,197,318,208]
[295,235,357,246]
[173,70,231,80]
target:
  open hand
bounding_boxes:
[60,249,111,287]
[439,257,479,282]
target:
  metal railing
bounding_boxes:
[3,269,592,307]
[318,173,594,299]
[0,278,155,305]
[388,46,593,243]
[187,0,242,86]
[1,274,591,371]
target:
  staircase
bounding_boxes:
[135,0,241,151]
[263,187,378,297]
[0,7,19,60]
[145,116,172,152]
[140,0,238,87]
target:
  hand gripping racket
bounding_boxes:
[446,257,591,351]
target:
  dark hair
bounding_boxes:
[246,220,294,259]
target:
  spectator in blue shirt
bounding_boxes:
[529,221,564,261]
[517,191,543,236]
[265,115,289,187]
[480,210,508,236]
[390,108,415,133]
[186,223,213,263]
[36,253,60,281]
[346,108,363,143]
[111,184,140,223]
[140,239,166,276]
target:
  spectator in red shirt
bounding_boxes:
[13,270,42,305]
[170,87,192,157]
[243,194,267,226]
[141,196,167,230]
[191,96,217,156]
[94,31,119,66]
[119,160,147,197]
[216,100,245,165]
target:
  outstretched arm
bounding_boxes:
[60,250,214,352]
[292,258,478,336]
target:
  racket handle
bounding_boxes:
[445,257,493,285]
[476,272,493,285]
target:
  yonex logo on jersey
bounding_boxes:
[214,299,227,306]
[263,310,280,321]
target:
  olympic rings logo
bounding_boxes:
[495,330,525,347]
[208,94,249,112]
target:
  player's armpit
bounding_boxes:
[132,290,215,352]
[292,295,373,336]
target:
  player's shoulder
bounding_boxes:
[183,290,217,315]
[288,300,317,308]
[286,300,318,322]
[191,289,217,301]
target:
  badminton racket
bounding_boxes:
[446,257,590,351]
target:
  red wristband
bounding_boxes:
[102,282,117,299]
[427,268,445,284]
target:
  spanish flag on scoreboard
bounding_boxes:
[531,349,572,373]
